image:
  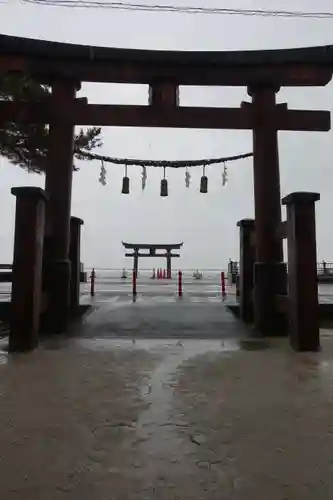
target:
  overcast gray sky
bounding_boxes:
[1,0,333,270]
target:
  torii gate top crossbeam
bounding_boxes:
[1,34,333,86]
[122,242,183,250]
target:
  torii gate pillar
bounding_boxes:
[133,249,139,276]
[166,249,172,278]
[249,85,288,336]
[44,80,78,333]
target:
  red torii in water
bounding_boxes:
[122,241,183,279]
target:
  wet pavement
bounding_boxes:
[77,293,243,339]
[1,281,333,498]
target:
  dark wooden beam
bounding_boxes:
[122,241,183,250]
[0,55,331,86]
[125,253,180,258]
[0,101,330,131]
[148,82,179,108]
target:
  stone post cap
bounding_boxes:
[70,216,84,226]
[282,192,320,206]
[237,218,255,228]
[11,186,48,201]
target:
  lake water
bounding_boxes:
[1,268,333,303]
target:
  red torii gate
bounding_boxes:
[122,241,183,277]
[0,34,332,348]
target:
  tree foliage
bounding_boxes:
[0,75,102,173]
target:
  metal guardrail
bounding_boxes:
[317,262,333,275]
[0,264,87,283]
[229,260,333,277]
[0,265,12,283]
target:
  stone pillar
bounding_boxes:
[69,217,83,312]
[282,192,320,351]
[9,187,48,352]
[45,80,78,332]
[248,84,287,335]
[237,219,255,324]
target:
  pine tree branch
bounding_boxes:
[0,75,103,173]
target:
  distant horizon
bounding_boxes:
[87,267,229,271]
[1,1,333,267]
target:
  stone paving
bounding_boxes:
[1,294,333,499]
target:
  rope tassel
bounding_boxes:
[222,162,228,186]
[185,167,191,188]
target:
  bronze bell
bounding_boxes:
[200,175,208,193]
[160,178,168,197]
[122,176,130,194]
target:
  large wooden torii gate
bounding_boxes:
[122,241,183,277]
[0,34,332,338]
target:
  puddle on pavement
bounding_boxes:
[75,337,240,464]
[135,341,229,462]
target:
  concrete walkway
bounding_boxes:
[77,294,243,339]
[1,298,333,499]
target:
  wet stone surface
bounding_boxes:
[75,295,245,339]
[1,295,333,499]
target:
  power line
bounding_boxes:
[20,1,333,18]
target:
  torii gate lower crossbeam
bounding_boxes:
[122,242,183,277]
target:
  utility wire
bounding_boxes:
[20,1,333,19]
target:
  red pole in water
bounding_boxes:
[163,269,166,279]
[221,271,226,298]
[178,270,183,298]
[132,270,137,298]
[90,268,95,297]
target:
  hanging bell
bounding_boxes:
[200,175,208,193]
[122,176,130,194]
[121,164,130,194]
[160,178,168,197]
[160,166,168,197]
[200,166,208,193]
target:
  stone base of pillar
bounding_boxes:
[45,259,71,333]
[253,262,288,336]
